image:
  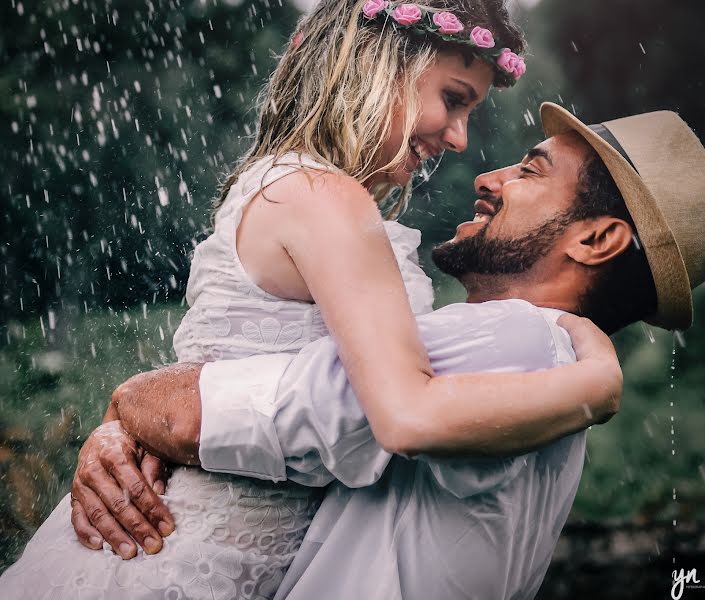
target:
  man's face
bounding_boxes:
[432,132,593,278]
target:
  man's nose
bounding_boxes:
[474,165,520,196]
[442,118,468,153]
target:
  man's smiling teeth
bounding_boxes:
[472,213,491,223]
[410,138,432,161]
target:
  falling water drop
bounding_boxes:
[641,322,655,343]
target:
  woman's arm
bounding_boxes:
[267,171,620,456]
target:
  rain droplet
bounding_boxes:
[674,330,686,348]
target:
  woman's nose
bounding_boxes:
[442,118,468,153]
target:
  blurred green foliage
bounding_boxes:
[1,0,704,576]
[1,0,299,318]
[0,303,183,569]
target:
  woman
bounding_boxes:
[0,0,620,598]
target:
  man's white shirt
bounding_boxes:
[198,299,586,600]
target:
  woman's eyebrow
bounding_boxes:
[451,78,480,103]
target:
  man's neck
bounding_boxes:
[461,271,580,314]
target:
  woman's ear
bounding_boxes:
[565,218,634,266]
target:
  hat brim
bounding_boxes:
[540,102,693,330]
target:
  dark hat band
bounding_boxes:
[588,123,640,174]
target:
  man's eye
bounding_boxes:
[520,166,536,177]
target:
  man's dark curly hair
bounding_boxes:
[571,152,658,334]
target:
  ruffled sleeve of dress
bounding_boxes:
[383,220,435,316]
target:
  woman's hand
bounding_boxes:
[70,421,175,559]
[558,313,623,423]
[558,313,618,363]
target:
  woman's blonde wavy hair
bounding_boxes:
[215,0,524,219]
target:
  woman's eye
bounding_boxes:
[444,92,466,110]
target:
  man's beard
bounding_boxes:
[431,212,575,279]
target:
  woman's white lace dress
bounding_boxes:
[0,153,434,600]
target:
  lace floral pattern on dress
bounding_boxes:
[0,469,321,600]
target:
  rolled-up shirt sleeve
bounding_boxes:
[199,335,393,487]
[199,354,294,481]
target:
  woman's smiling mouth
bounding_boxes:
[409,137,440,162]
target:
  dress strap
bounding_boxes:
[203,153,334,302]
[216,153,334,223]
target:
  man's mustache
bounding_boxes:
[477,192,503,216]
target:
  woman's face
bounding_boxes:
[366,51,495,189]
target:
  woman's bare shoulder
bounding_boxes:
[238,167,384,300]
[261,168,379,220]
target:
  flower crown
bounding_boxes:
[360,1,526,87]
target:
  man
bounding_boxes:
[33,104,705,597]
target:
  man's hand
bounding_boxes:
[72,363,203,558]
[141,452,171,496]
[70,421,175,559]
[112,363,204,465]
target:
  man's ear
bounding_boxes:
[565,218,634,266]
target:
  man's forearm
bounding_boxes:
[111,363,204,465]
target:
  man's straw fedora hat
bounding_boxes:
[540,102,705,330]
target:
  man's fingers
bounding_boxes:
[72,482,138,559]
[140,453,171,496]
[140,453,160,490]
[99,448,175,539]
[70,495,104,550]
[82,459,166,556]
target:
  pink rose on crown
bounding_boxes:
[497,48,520,74]
[512,55,527,80]
[469,26,495,48]
[392,4,422,25]
[432,11,464,35]
[362,0,388,19]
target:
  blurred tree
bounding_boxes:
[0,0,299,323]
[533,0,705,139]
